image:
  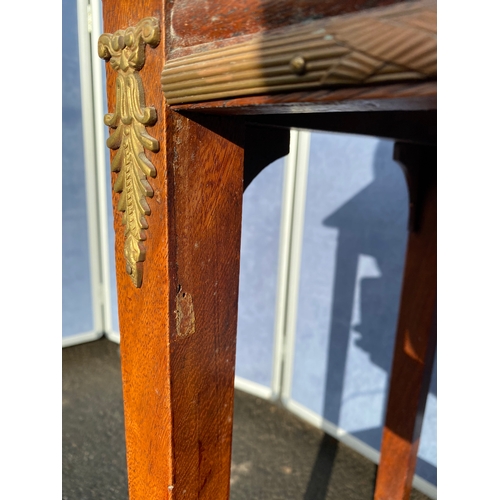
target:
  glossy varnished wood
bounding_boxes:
[374,142,437,500]
[168,0,412,56]
[102,2,246,499]
[102,2,172,497]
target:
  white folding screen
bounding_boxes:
[62,0,116,346]
[62,0,98,345]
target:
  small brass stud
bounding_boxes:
[290,56,307,75]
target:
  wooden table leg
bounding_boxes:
[118,113,244,500]
[374,142,437,500]
[101,4,246,498]
[165,112,245,500]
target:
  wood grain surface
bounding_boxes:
[102,2,246,499]
[165,112,245,500]
[168,0,412,55]
[102,2,172,498]
[374,142,437,500]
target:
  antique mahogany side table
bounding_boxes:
[98,0,437,498]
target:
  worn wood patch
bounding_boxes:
[175,287,195,338]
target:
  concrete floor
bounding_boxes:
[62,338,430,500]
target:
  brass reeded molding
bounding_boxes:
[98,18,160,288]
[161,0,436,104]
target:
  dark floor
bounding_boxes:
[62,338,430,500]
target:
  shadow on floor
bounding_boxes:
[62,339,430,500]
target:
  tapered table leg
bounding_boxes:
[374,142,437,500]
[101,4,245,498]
[163,112,245,500]
[117,113,244,500]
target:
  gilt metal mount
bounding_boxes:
[98,17,160,288]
